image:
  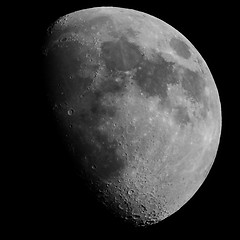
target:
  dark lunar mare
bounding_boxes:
[181,68,206,103]
[101,36,206,109]
[101,37,178,102]
[169,37,191,59]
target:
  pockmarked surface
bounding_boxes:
[44,7,221,226]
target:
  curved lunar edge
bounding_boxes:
[43,7,221,226]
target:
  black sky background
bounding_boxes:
[21,0,234,237]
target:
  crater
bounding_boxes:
[169,37,191,59]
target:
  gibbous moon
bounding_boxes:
[43,7,221,226]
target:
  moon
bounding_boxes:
[43,7,221,226]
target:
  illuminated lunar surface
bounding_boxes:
[43,7,221,226]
